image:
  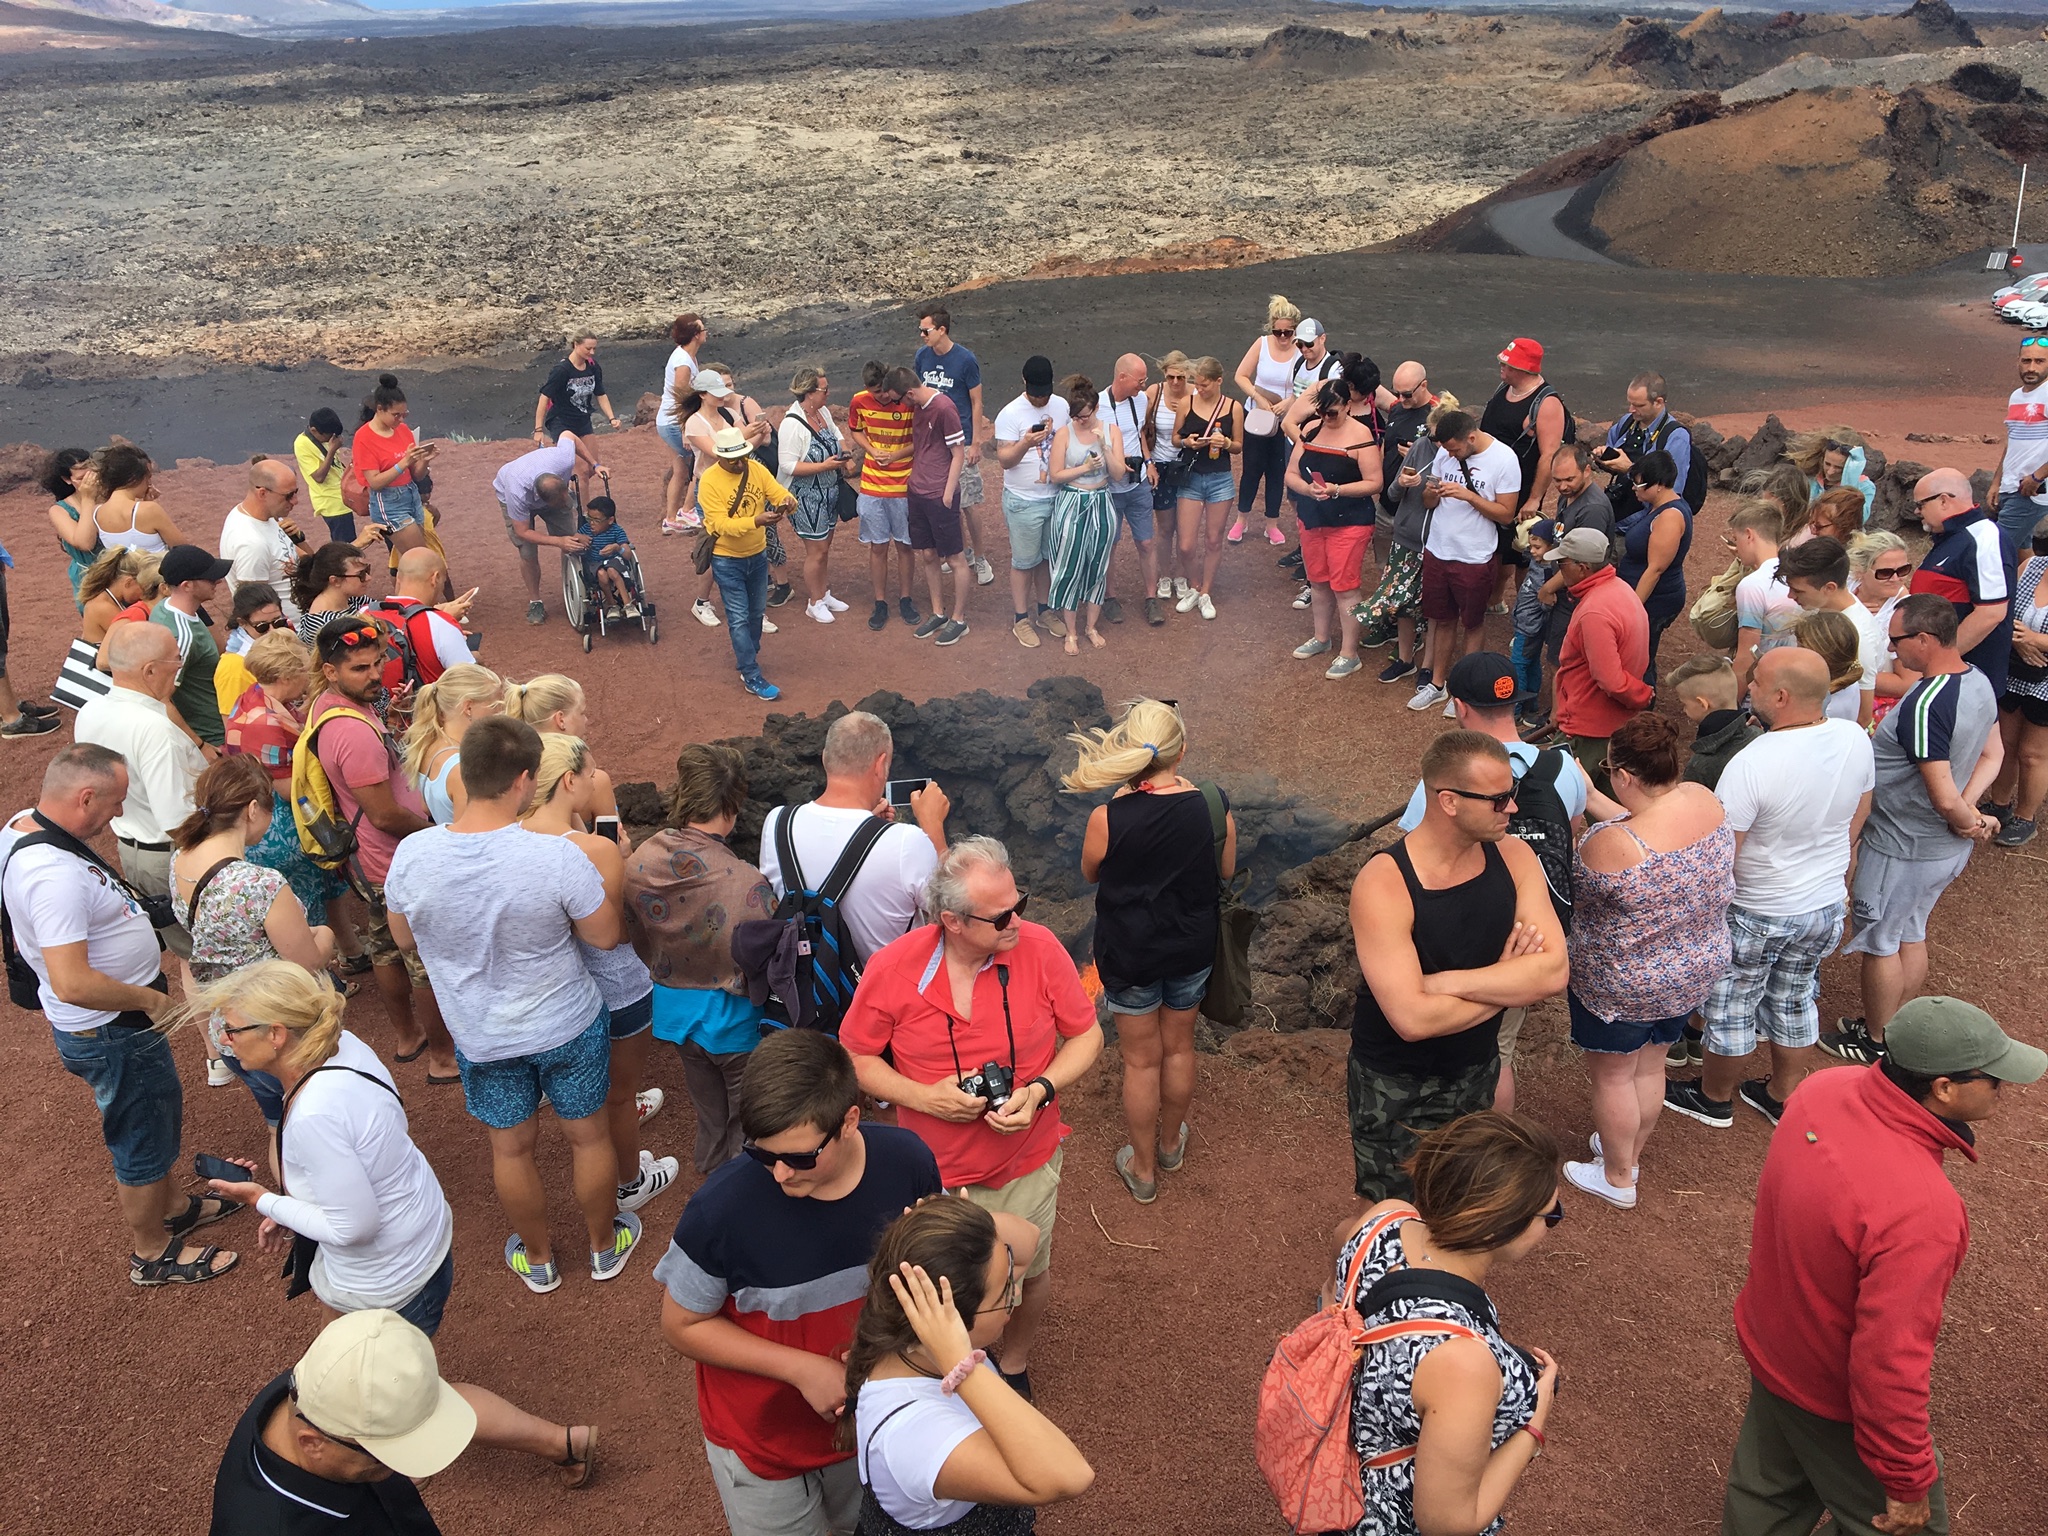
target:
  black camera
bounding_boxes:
[139,891,181,931]
[1123,455,1146,479]
[958,1061,1015,1107]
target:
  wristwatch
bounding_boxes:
[1028,1075,1056,1108]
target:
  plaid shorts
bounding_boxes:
[1702,901,1844,1058]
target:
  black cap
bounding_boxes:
[1022,355,1055,392]
[1446,651,1531,707]
[159,545,234,586]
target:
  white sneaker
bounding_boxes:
[1174,576,1192,601]
[617,1150,681,1212]
[761,617,778,634]
[821,590,849,612]
[1587,1132,1640,1179]
[1443,695,1458,719]
[692,598,720,627]
[1406,682,1446,711]
[1564,1157,1637,1209]
[1197,592,1216,620]
[636,1087,665,1125]
[972,555,996,585]
[1156,577,1173,600]
[808,600,835,624]
[206,1056,236,1088]
[622,602,642,621]
[939,559,953,574]
[1175,588,1202,614]
[1292,584,1313,609]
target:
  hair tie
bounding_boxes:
[1141,742,1158,754]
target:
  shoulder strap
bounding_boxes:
[862,1400,919,1467]
[280,1062,401,1153]
[1198,782,1226,876]
[818,815,894,904]
[728,462,752,521]
[773,806,807,897]
[1357,1264,1501,1332]
[21,813,137,894]
[185,857,239,928]
[1527,746,1566,793]
[1335,1203,1416,1317]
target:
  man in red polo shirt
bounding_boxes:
[840,835,1103,1398]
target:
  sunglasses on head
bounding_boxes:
[961,892,1030,930]
[741,1126,840,1171]
[2024,338,2048,349]
[976,1242,1022,1316]
[321,624,380,660]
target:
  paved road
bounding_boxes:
[1485,187,1618,266]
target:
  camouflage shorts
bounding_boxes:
[358,880,429,989]
[1346,1050,1500,1201]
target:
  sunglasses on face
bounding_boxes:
[1441,781,1520,813]
[244,617,288,635]
[1914,492,1950,509]
[1945,1071,2002,1089]
[1540,1200,1565,1228]
[343,566,372,580]
[741,1127,839,1171]
[961,892,1030,930]
[1271,328,1295,339]
[1295,339,1315,350]
[1871,563,1913,580]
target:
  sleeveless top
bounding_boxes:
[1178,397,1233,467]
[97,501,165,554]
[421,750,460,825]
[550,827,654,1011]
[2005,556,2048,701]
[1479,380,1554,498]
[1295,424,1373,531]
[1570,815,1733,1024]
[1337,1211,1541,1536]
[1091,787,1221,990]
[1351,839,1515,1076]
[56,499,100,599]
[1247,340,1295,431]
[1617,498,1694,619]
[1062,426,1109,491]
[787,407,845,525]
[1149,391,1185,463]
[858,1401,1035,1536]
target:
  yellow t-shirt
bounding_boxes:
[700,461,795,558]
[295,433,349,524]
[214,650,258,719]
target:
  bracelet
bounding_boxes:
[1519,1424,1545,1458]
[940,1348,987,1395]
[1029,1075,1056,1107]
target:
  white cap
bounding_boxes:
[292,1310,477,1479]
[1297,318,1325,343]
[690,370,733,398]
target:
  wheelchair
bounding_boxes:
[563,479,657,652]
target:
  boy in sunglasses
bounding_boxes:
[657,1030,940,1536]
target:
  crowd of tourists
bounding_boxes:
[0,305,2042,1536]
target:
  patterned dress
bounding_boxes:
[1569,814,1734,1024]
[1337,1211,1541,1536]
[1047,429,1117,612]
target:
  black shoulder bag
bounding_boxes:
[1197,783,1255,1028]
[692,462,752,576]
[277,1064,403,1299]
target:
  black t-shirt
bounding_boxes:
[210,1374,440,1535]
[541,357,605,437]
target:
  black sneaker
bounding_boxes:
[0,711,59,739]
[1277,547,1304,570]
[1378,657,1415,684]
[1101,597,1124,624]
[913,614,946,640]
[1665,1025,1704,1070]
[1996,816,2038,848]
[996,1364,1033,1402]
[1663,1078,1733,1128]
[899,597,921,626]
[868,601,889,631]
[1737,1079,1786,1126]
[1979,798,2015,831]
[934,619,969,646]
[18,700,59,719]
[1818,1018,1883,1065]
[767,582,794,608]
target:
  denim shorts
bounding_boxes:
[1110,481,1154,543]
[1181,468,1235,505]
[1003,489,1055,569]
[456,1011,611,1129]
[367,483,424,531]
[393,1248,455,1337]
[54,1016,183,1186]
[856,494,910,546]
[1103,966,1211,1016]
[656,418,688,460]
[608,991,655,1040]
[1567,990,1689,1055]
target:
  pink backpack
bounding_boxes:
[1255,1205,1484,1533]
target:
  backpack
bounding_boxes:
[1505,748,1573,934]
[739,807,896,1034]
[371,596,436,693]
[1256,1205,1484,1533]
[290,705,378,873]
[1608,417,1708,523]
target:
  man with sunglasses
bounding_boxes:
[1724,996,2042,1536]
[1992,335,2048,550]
[220,456,308,622]
[1348,732,1567,1202]
[1907,467,2015,699]
[657,1030,940,1536]
[840,836,1102,1398]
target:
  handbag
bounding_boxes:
[1198,782,1255,1028]
[278,1063,402,1300]
[691,462,752,576]
[1689,556,1744,652]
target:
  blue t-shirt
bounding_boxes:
[914,343,982,444]
[1400,739,1588,832]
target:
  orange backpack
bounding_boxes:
[1255,1204,1485,1533]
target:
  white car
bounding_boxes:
[2010,299,2048,329]
[1994,274,2048,316]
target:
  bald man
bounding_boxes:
[1908,466,2015,696]
[1665,647,1876,1132]
[221,455,310,619]
[372,548,479,688]
[1099,353,1162,623]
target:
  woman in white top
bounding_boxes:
[778,365,856,623]
[1849,530,1915,722]
[195,961,601,1485]
[1146,351,1195,599]
[845,1198,1093,1533]
[89,443,186,553]
[1230,294,1302,547]
[402,663,505,824]
[655,311,707,534]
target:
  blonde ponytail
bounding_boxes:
[402,663,503,784]
[527,734,592,816]
[1062,697,1188,793]
[503,672,583,730]
[175,960,347,1078]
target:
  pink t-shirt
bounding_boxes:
[308,690,425,885]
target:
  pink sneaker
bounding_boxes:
[1266,525,1287,546]
[1225,519,1246,544]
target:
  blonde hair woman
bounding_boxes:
[1793,609,1867,724]
[1063,699,1235,1202]
[1786,426,1873,524]
[778,364,854,621]
[53,546,150,709]
[521,735,674,1212]
[1230,294,1303,545]
[1173,356,1246,620]
[188,961,600,1485]
[1147,351,1196,597]
[402,664,504,824]
[1848,531,1915,720]
[504,673,628,845]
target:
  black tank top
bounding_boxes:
[1178,398,1233,466]
[1295,424,1373,531]
[1480,381,1550,502]
[1091,788,1221,990]
[1351,838,1515,1076]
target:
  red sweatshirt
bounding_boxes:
[1555,565,1654,738]
[1734,1064,1973,1501]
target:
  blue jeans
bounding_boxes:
[53,1017,183,1186]
[711,551,770,685]
[1509,632,1544,704]
[1997,488,2046,550]
[393,1248,456,1337]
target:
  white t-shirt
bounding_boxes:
[384,823,607,1061]
[993,393,1071,501]
[1425,440,1522,565]
[1825,683,1862,722]
[855,1374,987,1530]
[2000,380,2048,502]
[0,811,164,1030]
[1715,720,1876,916]
[758,803,938,964]
[418,609,475,674]
[1834,597,1883,700]
[1736,556,1803,649]
[219,506,301,619]
[656,344,699,427]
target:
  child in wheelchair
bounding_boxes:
[580,495,642,621]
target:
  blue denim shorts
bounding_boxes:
[222,1052,286,1127]
[456,1012,611,1129]
[608,991,655,1040]
[1103,967,1211,1017]
[1567,990,1689,1055]
[393,1248,455,1337]
[1111,482,1154,543]
[656,418,688,460]
[367,483,424,530]
[53,1017,183,1185]
[1181,468,1235,506]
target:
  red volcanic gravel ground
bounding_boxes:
[0,402,2042,1536]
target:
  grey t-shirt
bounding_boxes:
[1862,667,1998,860]
[385,823,607,1061]
[1557,481,1615,539]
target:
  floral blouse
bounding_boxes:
[1569,814,1735,1022]
[174,855,289,985]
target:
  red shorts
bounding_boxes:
[1299,525,1373,593]
[1420,551,1497,630]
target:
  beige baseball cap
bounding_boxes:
[292,1310,477,1479]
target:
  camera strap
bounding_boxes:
[18,813,154,910]
[940,959,1021,1087]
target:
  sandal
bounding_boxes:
[132,1240,239,1287]
[394,1043,428,1064]
[335,954,373,977]
[1157,1122,1189,1173]
[427,1073,462,1086]
[164,1194,242,1239]
[555,1424,598,1490]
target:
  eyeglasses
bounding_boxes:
[960,893,1030,930]
[1439,781,1520,813]
[1913,491,1951,509]
[1540,1200,1565,1228]
[740,1127,839,1171]
[243,617,288,635]
[1871,563,1913,580]
[1271,328,1295,339]
[975,1243,1021,1316]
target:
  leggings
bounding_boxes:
[1237,431,1289,520]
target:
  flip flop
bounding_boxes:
[427,1073,462,1086]
[394,1043,427,1064]
[555,1424,599,1490]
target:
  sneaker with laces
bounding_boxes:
[1101,597,1124,624]
[1737,1079,1786,1126]
[1012,616,1042,649]
[1173,576,1192,601]
[1175,588,1202,614]
[206,1056,236,1088]
[1326,655,1362,679]
[767,583,794,608]
[1292,637,1332,660]
[972,555,996,585]
[1038,610,1068,639]
[821,591,849,612]
[1156,577,1173,600]
[1292,584,1313,609]
[636,1088,665,1126]
[1818,1018,1883,1064]
[744,677,781,701]
[913,614,946,640]
[1265,524,1287,546]
[1665,1028,1704,1070]
[1196,592,1216,620]
[1564,1158,1637,1208]
[527,600,547,626]
[1996,816,2038,848]
[868,601,889,631]
[1406,681,1446,711]
[1144,598,1166,626]
[1980,798,2015,831]
[1278,547,1304,570]
[1663,1077,1733,1128]
[590,1212,643,1282]
[617,1151,680,1212]
[807,600,835,624]
[760,617,778,634]
[1378,657,1415,684]
[1443,695,1459,719]
[935,620,969,646]
[1587,1132,1638,1178]
[899,597,921,626]
[505,1233,563,1294]
[693,598,720,628]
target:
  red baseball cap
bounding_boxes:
[1498,337,1544,373]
